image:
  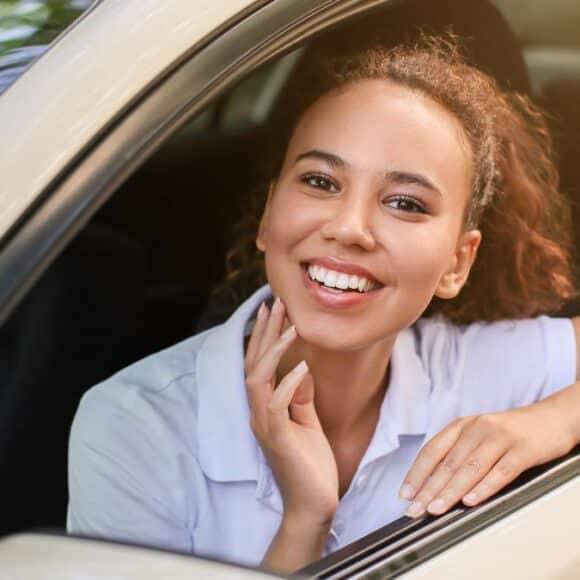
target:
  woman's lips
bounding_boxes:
[301,265,383,309]
[305,256,382,285]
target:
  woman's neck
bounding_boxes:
[277,334,395,441]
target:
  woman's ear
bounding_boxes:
[435,229,482,299]
[256,182,275,252]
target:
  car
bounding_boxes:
[1,0,580,577]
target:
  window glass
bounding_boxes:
[493,0,580,96]
[493,0,580,47]
[219,48,303,128]
[0,0,96,95]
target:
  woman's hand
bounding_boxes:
[399,398,576,517]
[245,296,339,526]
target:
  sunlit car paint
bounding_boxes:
[403,475,580,579]
[0,0,256,238]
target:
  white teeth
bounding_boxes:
[324,270,337,287]
[307,264,378,293]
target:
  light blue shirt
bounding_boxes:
[67,284,577,567]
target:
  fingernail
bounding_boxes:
[273,296,282,312]
[257,302,267,320]
[463,492,477,505]
[405,501,425,518]
[280,325,296,341]
[399,484,415,500]
[427,499,446,514]
[294,360,308,375]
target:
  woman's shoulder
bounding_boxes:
[70,283,271,453]
[414,313,576,413]
[71,325,221,451]
[415,312,574,351]
[87,326,214,401]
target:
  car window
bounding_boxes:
[493,0,580,47]
[493,0,580,95]
[219,48,303,128]
[0,0,97,95]
[2,0,580,576]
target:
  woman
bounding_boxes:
[68,37,580,573]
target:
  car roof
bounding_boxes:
[0,0,257,240]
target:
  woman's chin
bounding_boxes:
[295,325,370,353]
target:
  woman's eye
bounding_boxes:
[301,174,339,192]
[385,195,427,214]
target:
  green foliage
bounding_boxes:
[0,0,91,56]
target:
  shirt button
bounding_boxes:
[356,473,368,489]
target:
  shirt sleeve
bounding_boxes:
[67,376,205,553]
[419,315,577,417]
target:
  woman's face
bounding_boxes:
[257,79,481,351]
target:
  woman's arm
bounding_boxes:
[68,385,197,552]
[262,515,332,572]
[245,298,339,572]
[399,380,580,518]
[397,315,580,518]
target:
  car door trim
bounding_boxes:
[299,445,580,578]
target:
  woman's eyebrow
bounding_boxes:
[293,151,442,196]
[385,170,442,197]
[294,149,348,168]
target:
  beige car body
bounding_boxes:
[0,0,252,237]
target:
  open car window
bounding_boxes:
[494,0,580,95]
[1,0,580,577]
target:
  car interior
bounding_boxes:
[1,0,580,553]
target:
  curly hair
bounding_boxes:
[211,35,578,325]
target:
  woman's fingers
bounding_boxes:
[246,324,297,430]
[250,324,297,384]
[423,440,507,515]
[462,449,526,506]
[405,425,486,517]
[257,296,286,360]
[399,419,464,507]
[267,360,310,433]
[290,372,321,429]
[245,301,269,368]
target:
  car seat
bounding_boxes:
[0,223,147,535]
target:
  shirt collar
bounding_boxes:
[196,285,432,482]
[359,326,431,469]
[196,284,273,483]
[337,323,433,471]
[383,323,432,436]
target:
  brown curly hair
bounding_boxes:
[212,35,578,325]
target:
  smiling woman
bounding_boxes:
[67,35,580,573]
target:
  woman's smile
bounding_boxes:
[300,261,386,309]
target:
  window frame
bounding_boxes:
[299,446,580,577]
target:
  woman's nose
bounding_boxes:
[320,196,376,251]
